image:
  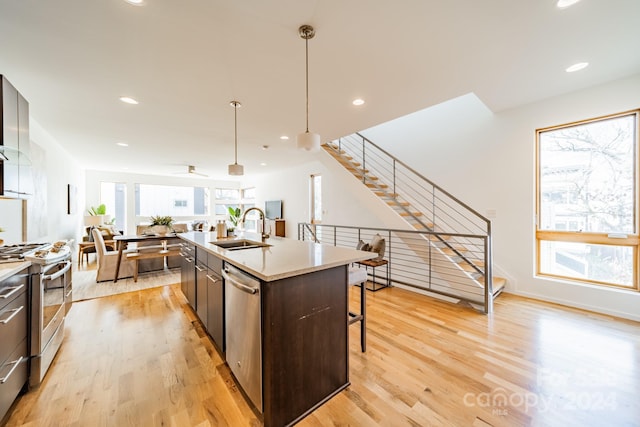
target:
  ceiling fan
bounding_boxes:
[172,165,208,177]
[187,165,208,177]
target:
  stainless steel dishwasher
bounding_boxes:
[222,263,262,412]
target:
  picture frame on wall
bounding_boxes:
[67,184,77,214]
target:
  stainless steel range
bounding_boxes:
[0,242,72,387]
[0,243,48,264]
[25,243,72,387]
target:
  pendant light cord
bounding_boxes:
[234,103,238,164]
[305,36,310,133]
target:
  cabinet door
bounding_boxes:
[180,245,195,309]
[1,77,19,196]
[195,260,208,328]
[17,92,32,196]
[206,269,224,353]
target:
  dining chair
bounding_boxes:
[92,228,136,282]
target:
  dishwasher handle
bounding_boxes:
[222,270,259,295]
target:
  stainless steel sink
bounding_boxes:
[211,239,271,251]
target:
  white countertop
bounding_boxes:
[180,231,375,282]
[0,261,31,282]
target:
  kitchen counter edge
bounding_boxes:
[178,231,375,282]
[0,261,32,282]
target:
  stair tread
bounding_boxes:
[366,182,388,189]
[441,246,468,256]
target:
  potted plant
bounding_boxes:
[86,204,116,225]
[149,215,174,235]
[87,204,106,216]
[227,207,242,236]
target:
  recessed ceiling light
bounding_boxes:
[116,142,129,147]
[124,0,145,5]
[565,62,589,73]
[119,96,139,105]
[280,135,289,140]
[556,0,581,8]
[260,163,267,166]
[352,98,365,106]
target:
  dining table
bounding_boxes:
[112,233,178,283]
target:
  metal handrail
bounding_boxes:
[355,132,489,224]
[298,222,493,313]
[322,132,496,313]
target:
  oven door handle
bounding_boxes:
[42,261,72,281]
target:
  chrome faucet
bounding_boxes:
[242,207,270,242]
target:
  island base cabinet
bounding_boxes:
[206,253,224,353]
[261,265,349,427]
[206,269,224,353]
[179,244,195,310]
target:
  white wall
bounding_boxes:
[358,73,640,321]
[250,156,411,239]
[85,170,242,235]
[0,118,84,244]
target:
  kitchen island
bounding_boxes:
[178,231,374,427]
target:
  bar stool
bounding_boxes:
[348,265,367,352]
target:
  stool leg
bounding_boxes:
[360,280,366,352]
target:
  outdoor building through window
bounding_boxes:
[100,182,126,232]
[135,184,209,217]
[536,110,639,290]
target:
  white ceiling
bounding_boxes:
[1,0,639,180]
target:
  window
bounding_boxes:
[135,184,209,216]
[100,182,126,232]
[215,188,239,200]
[311,174,322,224]
[536,110,639,290]
[241,187,256,199]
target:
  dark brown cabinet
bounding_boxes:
[180,243,196,310]
[180,245,225,353]
[0,266,30,424]
[260,265,348,426]
[0,75,31,198]
[206,254,224,353]
[195,249,208,328]
[180,240,350,427]
[267,219,285,237]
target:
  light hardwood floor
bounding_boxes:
[5,283,640,427]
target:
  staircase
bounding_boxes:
[322,132,506,313]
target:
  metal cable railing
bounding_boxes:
[322,132,495,313]
[298,223,493,313]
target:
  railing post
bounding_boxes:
[361,135,366,184]
[393,158,396,197]
[484,233,493,314]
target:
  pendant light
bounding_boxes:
[228,100,244,176]
[297,24,321,152]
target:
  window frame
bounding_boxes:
[535,109,640,291]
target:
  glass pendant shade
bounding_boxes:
[298,25,320,152]
[228,163,244,176]
[297,131,321,152]
[228,100,244,176]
